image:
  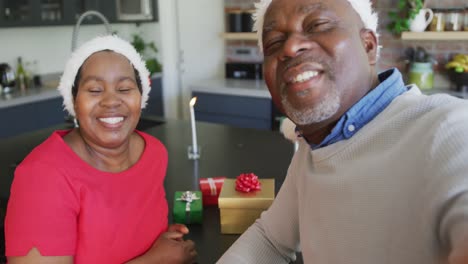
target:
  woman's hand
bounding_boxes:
[167,223,190,241]
[126,224,197,264]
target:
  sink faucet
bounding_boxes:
[71,10,112,51]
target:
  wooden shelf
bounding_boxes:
[221,32,257,40]
[401,31,468,40]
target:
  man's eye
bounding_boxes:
[306,20,332,33]
[264,39,283,54]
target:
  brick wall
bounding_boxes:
[377,0,467,88]
[225,0,468,89]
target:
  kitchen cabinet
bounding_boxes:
[0,0,158,27]
[192,91,274,131]
[0,96,65,139]
[142,75,164,117]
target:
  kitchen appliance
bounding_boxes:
[116,0,153,21]
[226,63,262,80]
[226,45,262,63]
[0,63,16,94]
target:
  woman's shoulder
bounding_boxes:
[21,130,73,165]
[14,130,79,185]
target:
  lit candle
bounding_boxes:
[189,97,198,154]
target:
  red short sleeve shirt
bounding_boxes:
[5,130,169,263]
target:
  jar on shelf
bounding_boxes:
[445,8,464,31]
[464,6,468,31]
[429,8,446,31]
[241,10,254,32]
[227,9,243,32]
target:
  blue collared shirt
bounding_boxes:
[309,68,407,149]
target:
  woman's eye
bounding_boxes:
[88,88,102,93]
[118,87,134,92]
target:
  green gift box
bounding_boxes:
[173,191,203,224]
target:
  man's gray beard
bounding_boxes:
[282,89,340,126]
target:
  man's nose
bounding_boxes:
[280,33,313,61]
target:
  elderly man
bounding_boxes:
[218,0,468,263]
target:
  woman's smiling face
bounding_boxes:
[73,51,142,148]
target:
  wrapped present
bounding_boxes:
[218,177,275,234]
[199,177,226,206]
[173,191,203,224]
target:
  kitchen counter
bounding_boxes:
[190,78,271,98]
[0,74,61,109]
[0,85,60,109]
[0,73,164,109]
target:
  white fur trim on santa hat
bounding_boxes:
[57,34,151,117]
[280,117,298,143]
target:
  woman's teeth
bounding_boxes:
[99,117,124,124]
[292,71,318,83]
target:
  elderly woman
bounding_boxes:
[5,35,196,264]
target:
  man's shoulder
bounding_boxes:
[388,87,468,119]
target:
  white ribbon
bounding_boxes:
[208,178,217,196]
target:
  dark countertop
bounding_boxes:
[0,118,299,263]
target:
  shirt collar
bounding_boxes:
[303,68,407,149]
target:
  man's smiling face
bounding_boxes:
[262,0,377,127]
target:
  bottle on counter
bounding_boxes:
[16,56,28,91]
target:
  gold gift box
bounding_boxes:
[218,179,275,234]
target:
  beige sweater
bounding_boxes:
[218,88,468,264]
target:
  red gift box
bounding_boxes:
[199,177,226,206]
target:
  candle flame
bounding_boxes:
[189,97,197,106]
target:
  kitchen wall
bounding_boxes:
[225,0,468,89]
[0,22,161,75]
[159,0,224,120]
[0,0,225,121]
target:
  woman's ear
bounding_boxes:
[360,29,378,65]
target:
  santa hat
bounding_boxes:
[57,35,151,117]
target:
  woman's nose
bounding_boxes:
[100,90,122,108]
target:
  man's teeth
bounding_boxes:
[99,117,124,124]
[292,71,318,83]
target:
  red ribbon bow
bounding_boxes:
[235,173,261,193]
